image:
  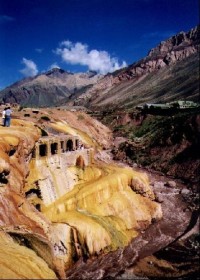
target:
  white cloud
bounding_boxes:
[20,58,38,77]
[55,40,127,74]
[49,63,60,70]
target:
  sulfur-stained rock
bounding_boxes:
[0,231,57,279]
[0,120,40,192]
[0,112,163,279]
[43,164,162,256]
[50,223,80,277]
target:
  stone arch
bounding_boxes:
[66,139,73,151]
[39,144,47,157]
[51,142,58,155]
[76,156,85,169]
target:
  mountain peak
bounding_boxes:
[148,25,200,58]
[45,67,68,76]
[0,67,101,107]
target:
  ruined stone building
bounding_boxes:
[26,135,94,209]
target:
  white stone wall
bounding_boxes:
[31,148,93,206]
[30,136,94,206]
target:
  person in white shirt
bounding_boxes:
[4,107,12,127]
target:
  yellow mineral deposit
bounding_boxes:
[50,121,101,149]
[0,232,57,279]
[0,114,162,279]
[43,164,162,255]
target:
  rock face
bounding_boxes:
[0,108,163,279]
[121,26,199,78]
[0,68,102,107]
[148,26,200,59]
[0,231,57,279]
[110,109,200,185]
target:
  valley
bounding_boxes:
[0,25,199,279]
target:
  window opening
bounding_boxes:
[51,142,58,155]
[66,139,73,151]
[39,144,47,157]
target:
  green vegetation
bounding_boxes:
[77,114,85,120]
[110,108,200,182]
[111,110,199,146]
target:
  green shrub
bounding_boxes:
[77,114,85,120]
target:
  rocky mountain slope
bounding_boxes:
[0,68,102,107]
[73,25,200,109]
[108,108,200,184]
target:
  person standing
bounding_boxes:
[4,107,12,127]
[2,107,6,126]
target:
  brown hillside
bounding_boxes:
[72,26,200,110]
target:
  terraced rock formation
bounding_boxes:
[0,108,164,279]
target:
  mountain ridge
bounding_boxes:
[0,68,102,107]
[0,26,199,108]
[72,25,199,109]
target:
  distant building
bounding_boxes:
[168,100,199,109]
[136,100,199,111]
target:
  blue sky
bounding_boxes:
[0,0,199,89]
